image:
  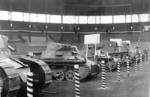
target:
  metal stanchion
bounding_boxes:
[126,56,130,77]
[100,60,107,89]
[135,55,138,72]
[145,53,147,64]
[139,52,143,71]
[147,53,149,62]
[0,78,3,97]
[27,72,34,97]
[97,60,110,90]
[117,60,121,81]
[74,65,80,97]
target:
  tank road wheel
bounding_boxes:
[53,70,65,81]
[65,70,74,81]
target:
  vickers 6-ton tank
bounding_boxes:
[40,42,100,81]
[0,34,52,97]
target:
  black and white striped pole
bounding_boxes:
[135,55,138,72]
[126,56,130,77]
[145,52,148,63]
[74,65,80,97]
[0,78,3,97]
[139,51,143,71]
[27,72,34,97]
[145,53,147,64]
[100,60,107,89]
[117,59,121,81]
[147,52,149,62]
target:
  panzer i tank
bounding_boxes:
[0,34,52,97]
[40,42,100,81]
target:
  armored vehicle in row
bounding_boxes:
[0,34,52,97]
[40,42,100,81]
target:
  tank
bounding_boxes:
[95,50,117,71]
[40,42,100,81]
[0,62,21,97]
[96,41,131,68]
[95,41,119,71]
[0,34,52,97]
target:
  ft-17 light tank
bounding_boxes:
[0,34,52,97]
[40,42,100,81]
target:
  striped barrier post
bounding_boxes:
[27,72,34,97]
[135,55,138,72]
[146,53,148,62]
[74,65,80,97]
[100,60,107,89]
[117,60,121,81]
[0,78,3,97]
[126,56,130,77]
[144,54,146,63]
[147,53,149,62]
[139,52,143,71]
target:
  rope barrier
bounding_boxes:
[27,72,34,97]
[74,65,80,97]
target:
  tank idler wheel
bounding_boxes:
[65,70,74,81]
[54,71,65,81]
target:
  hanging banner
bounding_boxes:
[84,34,100,44]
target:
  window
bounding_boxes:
[95,16,101,24]
[49,15,61,23]
[37,14,46,23]
[101,16,112,24]
[126,15,132,23]
[23,12,29,22]
[78,16,87,24]
[12,12,23,21]
[132,14,139,23]
[0,10,149,24]
[114,15,125,23]
[139,14,149,22]
[30,13,37,22]
[46,15,50,23]
[75,16,79,24]
[87,16,95,24]
[63,16,75,24]
[0,11,9,20]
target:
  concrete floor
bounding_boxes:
[40,62,149,97]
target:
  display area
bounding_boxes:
[0,0,149,97]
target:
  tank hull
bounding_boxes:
[0,57,52,97]
[42,58,100,81]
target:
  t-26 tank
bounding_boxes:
[40,42,100,81]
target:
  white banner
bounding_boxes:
[84,34,100,44]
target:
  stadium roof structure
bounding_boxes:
[0,0,149,15]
